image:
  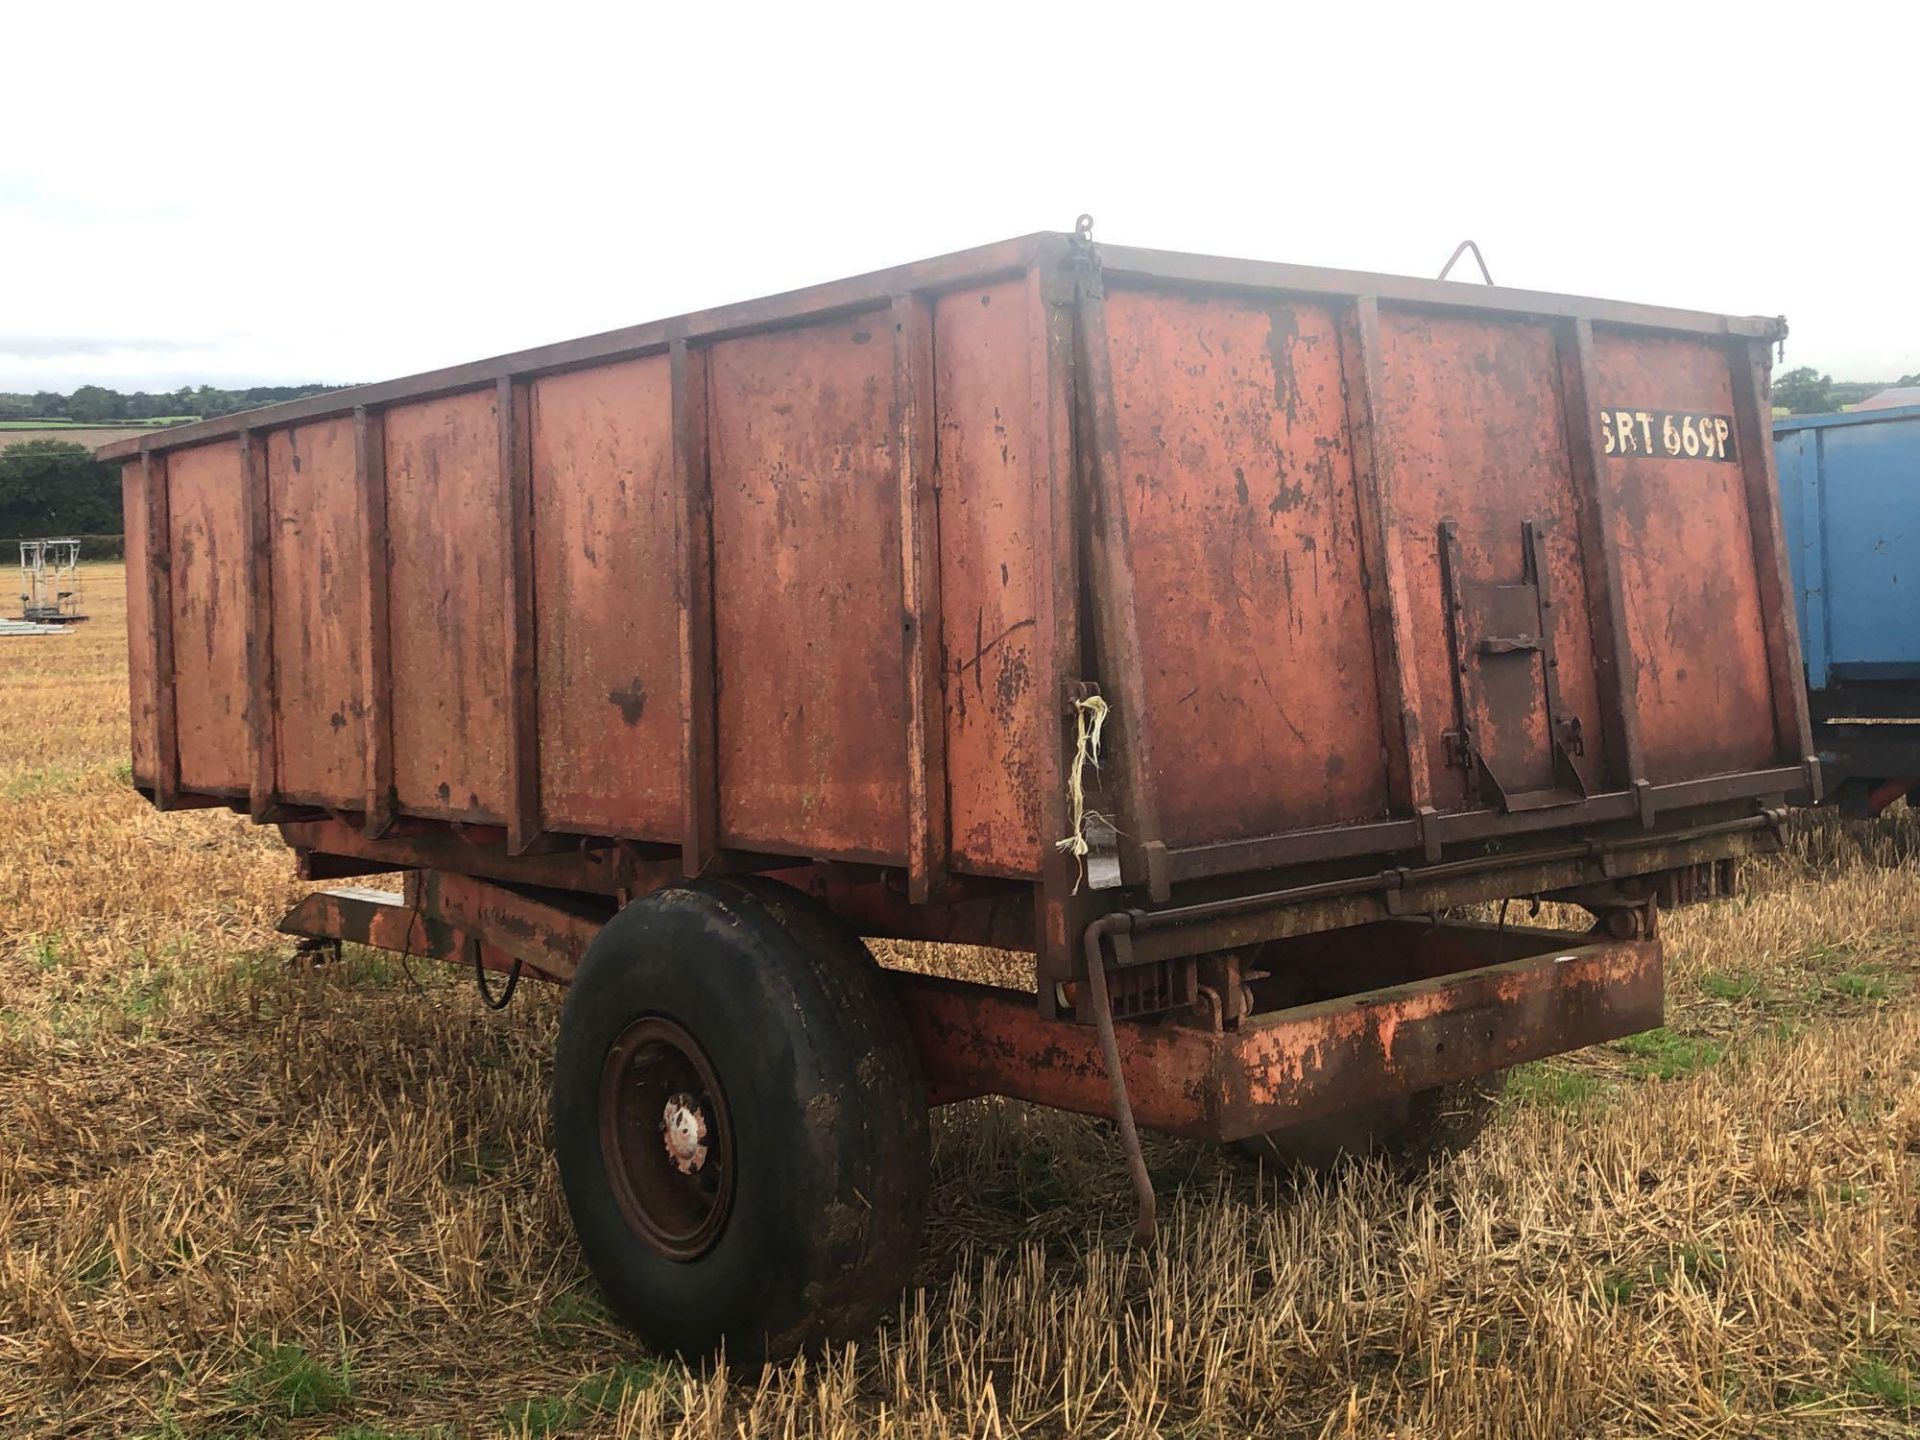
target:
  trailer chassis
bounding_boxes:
[282,869,1660,1143]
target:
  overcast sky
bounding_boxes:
[4,2,1914,394]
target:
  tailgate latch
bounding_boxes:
[1438,518,1591,814]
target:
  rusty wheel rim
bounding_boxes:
[598,1016,734,1261]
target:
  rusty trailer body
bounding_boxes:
[106,228,1815,1359]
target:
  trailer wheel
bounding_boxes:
[551,878,929,1364]
[1236,1073,1507,1174]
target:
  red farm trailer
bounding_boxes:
[102,223,1817,1362]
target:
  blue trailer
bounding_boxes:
[1776,404,1920,812]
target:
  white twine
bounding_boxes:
[1054,693,1110,894]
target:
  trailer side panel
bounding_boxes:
[385,391,510,821]
[935,279,1052,875]
[1105,289,1391,845]
[708,314,907,862]
[1592,331,1776,781]
[167,441,249,796]
[530,357,684,841]
[1378,311,1609,806]
[266,419,365,807]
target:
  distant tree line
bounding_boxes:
[0,381,349,424]
[1775,368,1920,416]
[0,383,349,541]
[1,441,120,539]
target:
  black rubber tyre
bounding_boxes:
[552,878,929,1364]
[1236,1072,1507,1174]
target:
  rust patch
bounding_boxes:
[893,929,1660,1141]
[1264,303,1304,430]
[608,680,648,726]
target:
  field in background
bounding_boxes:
[0,424,172,455]
[1,568,1917,1437]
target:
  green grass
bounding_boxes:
[1653,1243,1725,1287]
[573,1361,664,1413]
[1698,971,1761,1002]
[1827,970,1891,1001]
[537,1288,612,1334]
[35,956,185,1037]
[1593,1245,1726,1311]
[1,758,131,802]
[497,1363,664,1436]
[449,1137,512,1188]
[134,1408,191,1440]
[3,764,86,801]
[1507,1060,1611,1111]
[1847,1356,1917,1413]
[28,933,74,972]
[75,1244,119,1290]
[1614,1027,1722,1080]
[339,947,405,988]
[228,1339,355,1422]
[1799,941,1856,968]
[498,1395,574,1436]
[119,969,173,1022]
[980,1147,1072,1215]
[1594,1271,1635,1306]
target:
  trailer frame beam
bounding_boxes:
[279,878,1660,1145]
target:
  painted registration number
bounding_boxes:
[1598,408,1736,461]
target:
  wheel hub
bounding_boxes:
[661,1092,710,1173]
[597,1017,734,1261]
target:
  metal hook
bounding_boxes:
[1438,239,1495,286]
[1074,213,1095,242]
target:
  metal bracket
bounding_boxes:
[1634,777,1657,829]
[1143,840,1172,905]
[1085,813,1123,891]
[1414,805,1442,864]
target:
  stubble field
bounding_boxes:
[1,566,1917,1437]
